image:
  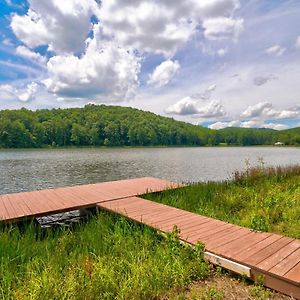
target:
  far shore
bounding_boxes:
[0,144,298,151]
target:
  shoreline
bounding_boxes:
[0,144,298,151]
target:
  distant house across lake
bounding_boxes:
[274,141,284,146]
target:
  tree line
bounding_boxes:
[0,104,299,148]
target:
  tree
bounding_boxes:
[0,105,297,148]
[71,123,88,145]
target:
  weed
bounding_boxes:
[201,286,223,300]
[249,285,273,300]
[255,275,265,287]
[250,214,269,231]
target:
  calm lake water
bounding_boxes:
[0,147,299,194]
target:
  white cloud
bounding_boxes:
[240,120,264,128]
[0,84,15,97]
[240,120,288,130]
[295,36,300,49]
[241,101,272,118]
[43,38,140,102]
[9,0,242,57]
[11,0,100,53]
[201,84,217,100]
[100,2,191,57]
[166,97,225,118]
[241,101,300,119]
[17,82,38,102]
[208,120,240,129]
[99,0,240,56]
[16,45,47,63]
[0,82,38,102]
[147,60,180,88]
[11,10,49,50]
[194,100,226,118]
[273,108,300,119]
[190,84,217,101]
[8,0,242,104]
[165,83,223,117]
[217,48,227,57]
[209,119,288,130]
[2,38,13,46]
[265,45,286,56]
[260,123,289,130]
[165,97,199,115]
[202,17,244,40]
[6,0,245,105]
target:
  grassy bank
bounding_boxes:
[145,165,300,239]
[0,213,208,300]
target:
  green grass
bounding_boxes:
[0,213,208,300]
[145,165,300,239]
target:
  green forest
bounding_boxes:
[0,104,299,148]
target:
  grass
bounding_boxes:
[145,164,300,239]
[0,213,209,300]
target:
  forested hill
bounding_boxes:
[0,104,299,148]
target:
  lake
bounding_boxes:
[0,147,299,194]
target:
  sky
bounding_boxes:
[0,0,299,130]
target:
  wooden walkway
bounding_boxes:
[97,196,300,299]
[0,177,300,298]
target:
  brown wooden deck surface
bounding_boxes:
[0,177,176,223]
[98,196,300,299]
[1,177,300,298]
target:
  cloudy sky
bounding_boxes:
[0,0,299,130]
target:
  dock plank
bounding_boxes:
[256,240,300,271]
[270,248,300,276]
[285,262,300,282]
[215,232,272,260]
[244,237,294,266]
[233,234,282,261]
[0,196,10,220]
[2,195,19,219]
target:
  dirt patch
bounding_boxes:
[163,270,293,300]
[185,274,291,300]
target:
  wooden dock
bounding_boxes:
[0,177,176,223]
[0,177,300,298]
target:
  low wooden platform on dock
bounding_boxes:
[0,177,300,298]
[0,177,177,223]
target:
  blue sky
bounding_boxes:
[0,0,299,130]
